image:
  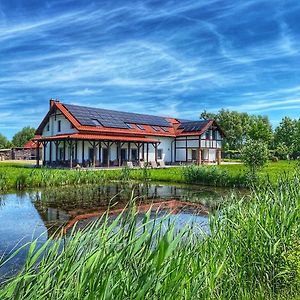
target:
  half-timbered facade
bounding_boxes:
[35,99,224,167]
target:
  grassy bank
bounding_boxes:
[0,161,298,191]
[0,176,299,299]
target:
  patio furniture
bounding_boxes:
[150,161,158,168]
[158,160,166,168]
[127,161,134,168]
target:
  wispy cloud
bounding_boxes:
[0,0,300,138]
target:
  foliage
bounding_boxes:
[241,140,269,177]
[11,126,35,147]
[0,176,299,299]
[275,142,293,160]
[201,109,273,150]
[0,134,9,149]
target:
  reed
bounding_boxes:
[0,176,299,299]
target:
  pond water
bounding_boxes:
[0,181,237,279]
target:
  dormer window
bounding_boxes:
[136,124,145,130]
[58,120,61,132]
[126,123,134,129]
[151,126,159,131]
[160,127,169,132]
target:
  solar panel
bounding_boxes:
[64,103,171,129]
[179,121,209,132]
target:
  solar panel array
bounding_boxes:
[178,120,209,132]
[65,104,171,129]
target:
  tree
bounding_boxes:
[275,142,292,160]
[274,117,297,150]
[241,140,269,177]
[0,133,9,149]
[200,109,273,150]
[12,127,36,147]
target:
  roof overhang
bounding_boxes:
[35,133,160,144]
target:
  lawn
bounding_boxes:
[0,160,298,191]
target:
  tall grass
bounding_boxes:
[0,176,299,299]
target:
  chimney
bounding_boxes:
[50,98,59,108]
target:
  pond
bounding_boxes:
[0,181,238,280]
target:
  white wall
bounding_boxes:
[42,112,77,137]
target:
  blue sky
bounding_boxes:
[1,0,300,139]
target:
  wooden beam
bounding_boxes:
[154,143,158,162]
[93,141,96,167]
[49,141,52,164]
[82,140,85,165]
[75,140,78,163]
[36,141,40,167]
[107,142,111,167]
[118,142,121,167]
[174,138,177,163]
[146,143,149,162]
[63,140,66,161]
[185,136,188,162]
[128,142,131,161]
[99,141,102,166]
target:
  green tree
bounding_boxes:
[241,140,269,177]
[12,127,36,147]
[274,117,297,150]
[275,142,292,160]
[201,109,273,150]
[0,133,9,149]
[248,115,273,145]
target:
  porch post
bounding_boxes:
[99,141,102,166]
[107,142,110,167]
[69,140,73,168]
[142,143,145,161]
[174,138,177,163]
[93,141,96,167]
[185,136,188,163]
[63,140,66,162]
[36,141,40,167]
[217,149,221,165]
[198,148,202,165]
[127,142,131,161]
[137,142,140,161]
[118,142,121,167]
[146,143,149,162]
[49,141,52,165]
[82,140,85,165]
[42,141,47,166]
[154,143,158,162]
[55,141,59,163]
[75,140,78,163]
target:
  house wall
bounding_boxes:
[43,113,77,137]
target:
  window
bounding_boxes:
[58,120,61,132]
[46,123,50,131]
[212,130,217,140]
[157,149,163,160]
[205,130,210,139]
[136,124,145,130]
[58,148,64,160]
[192,149,197,161]
[151,126,159,131]
[131,149,138,160]
[160,127,169,132]
[126,123,134,129]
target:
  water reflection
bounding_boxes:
[0,182,238,279]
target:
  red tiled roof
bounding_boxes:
[23,136,42,149]
[36,133,160,143]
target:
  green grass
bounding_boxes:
[0,160,298,191]
[0,175,299,299]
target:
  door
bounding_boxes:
[103,148,108,165]
[88,148,94,162]
[121,149,127,163]
[191,149,197,161]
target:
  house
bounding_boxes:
[34,99,224,167]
